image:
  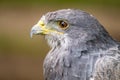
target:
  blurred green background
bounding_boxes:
[0,0,120,80]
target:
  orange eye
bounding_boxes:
[58,21,68,29]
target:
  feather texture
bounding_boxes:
[31,9,120,80]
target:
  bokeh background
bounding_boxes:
[0,0,120,80]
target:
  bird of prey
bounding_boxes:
[30,9,120,80]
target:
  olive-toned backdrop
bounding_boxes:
[0,0,120,80]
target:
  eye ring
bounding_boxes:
[58,20,68,30]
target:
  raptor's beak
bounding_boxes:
[30,20,63,38]
[30,21,50,38]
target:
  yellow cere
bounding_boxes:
[39,21,45,28]
[38,21,64,35]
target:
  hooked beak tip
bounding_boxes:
[30,28,36,39]
[30,31,33,39]
[30,24,42,38]
[30,25,37,38]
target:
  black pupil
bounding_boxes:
[60,21,67,28]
